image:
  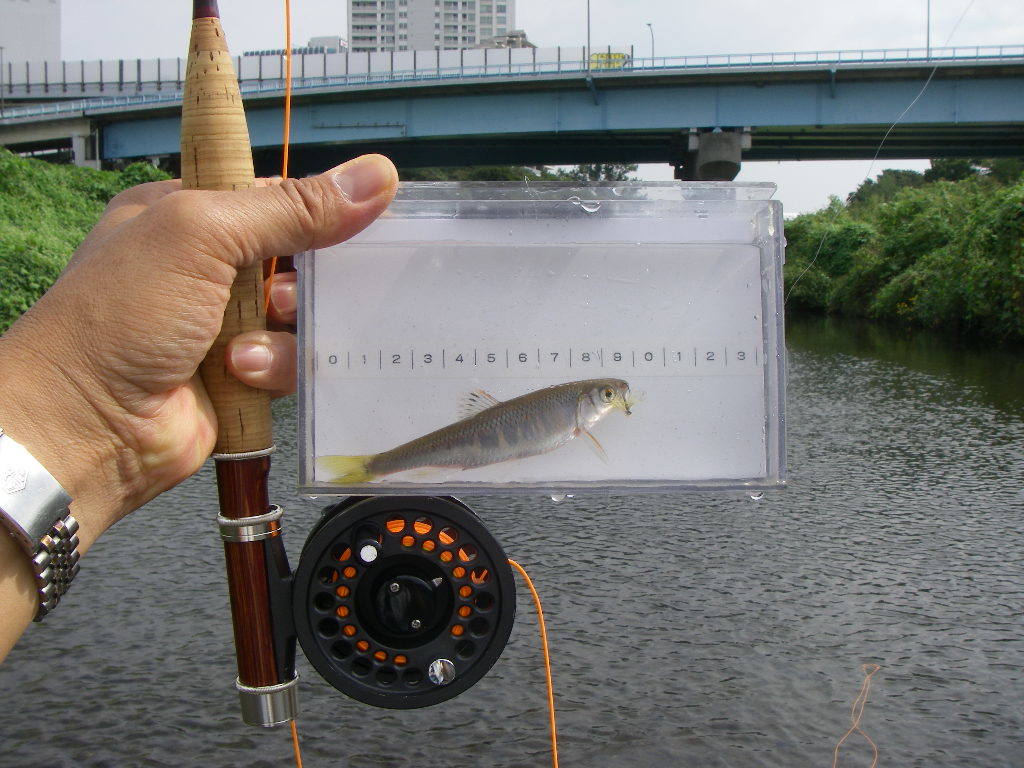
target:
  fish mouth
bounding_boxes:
[622,390,643,416]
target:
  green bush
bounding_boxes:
[959,183,1024,338]
[785,170,1024,341]
[0,150,169,332]
[784,199,877,312]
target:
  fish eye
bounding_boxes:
[602,388,614,402]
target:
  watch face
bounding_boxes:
[0,433,73,545]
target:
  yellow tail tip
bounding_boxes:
[318,455,374,484]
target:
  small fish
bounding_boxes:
[319,378,634,483]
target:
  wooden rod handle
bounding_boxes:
[218,458,279,687]
[181,12,271,455]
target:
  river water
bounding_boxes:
[2,315,1022,767]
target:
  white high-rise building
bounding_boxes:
[0,0,61,63]
[348,0,516,53]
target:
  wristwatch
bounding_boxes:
[0,427,80,621]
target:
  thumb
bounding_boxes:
[145,153,399,268]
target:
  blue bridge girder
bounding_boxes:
[2,49,1023,172]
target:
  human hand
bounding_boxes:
[0,154,398,552]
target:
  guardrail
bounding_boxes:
[2,44,1022,123]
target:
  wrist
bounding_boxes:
[0,335,128,550]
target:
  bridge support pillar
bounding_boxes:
[70,130,100,170]
[674,128,750,181]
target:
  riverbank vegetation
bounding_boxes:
[785,158,1024,341]
[3,149,1020,340]
[0,149,169,332]
[397,162,638,182]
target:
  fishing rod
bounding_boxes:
[181,0,295,726]
[179,1,516,727]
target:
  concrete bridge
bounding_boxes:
[1,45,1022,178]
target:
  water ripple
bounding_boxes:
[1,317,1022,766]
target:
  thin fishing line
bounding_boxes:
[785,0,978,301]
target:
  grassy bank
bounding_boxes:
[785,165,1024,341]
[0,149,169,332]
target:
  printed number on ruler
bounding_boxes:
[320,345,761,377]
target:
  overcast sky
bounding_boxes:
[61,0,1023,214]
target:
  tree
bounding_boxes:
[847,168,925,206]
[977,158,1024,185]
[924,158,980,182]
[923,157,1024,185]
[398,165,559,181]
[397,163,640,183]
[559,163,638,182]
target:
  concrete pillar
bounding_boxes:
[674,128,751,181]
[70,131,101,169]
[695,130,742,180]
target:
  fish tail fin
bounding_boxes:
[318,454,376,484]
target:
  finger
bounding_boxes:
[97,178,183,229]
[71,179,185,264]
[107,178,183,211]
[267,271,297,328]
[99,176,283,236]
[225,331,297,398]
[72,178,288,271]
[139,154,398,270]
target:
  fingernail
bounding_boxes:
[231,343,272,373]
[331,155,394,203]
[270,280,296,316]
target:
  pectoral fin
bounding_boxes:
[580,427,609,464]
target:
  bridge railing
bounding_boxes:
[629,44,1024,69]
[2,44,1022,122]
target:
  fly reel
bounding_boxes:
[291,496,516,709]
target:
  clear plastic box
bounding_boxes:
[298,182,786,495]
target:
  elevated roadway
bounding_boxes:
[2,46,1022,175]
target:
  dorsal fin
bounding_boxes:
[458,389,502,418]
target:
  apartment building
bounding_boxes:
[0,0,60,63]
[348,0,516,52]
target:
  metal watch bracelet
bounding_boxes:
[0,427,80,621]
[27,513,81,620]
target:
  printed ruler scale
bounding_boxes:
[318,342,762,379]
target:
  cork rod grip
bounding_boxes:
[180,14,271,455]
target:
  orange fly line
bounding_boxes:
[509,559,561,768]
[264,0,293,313]
[276,4,299,767]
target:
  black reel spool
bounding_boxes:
[293,496,516,709]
